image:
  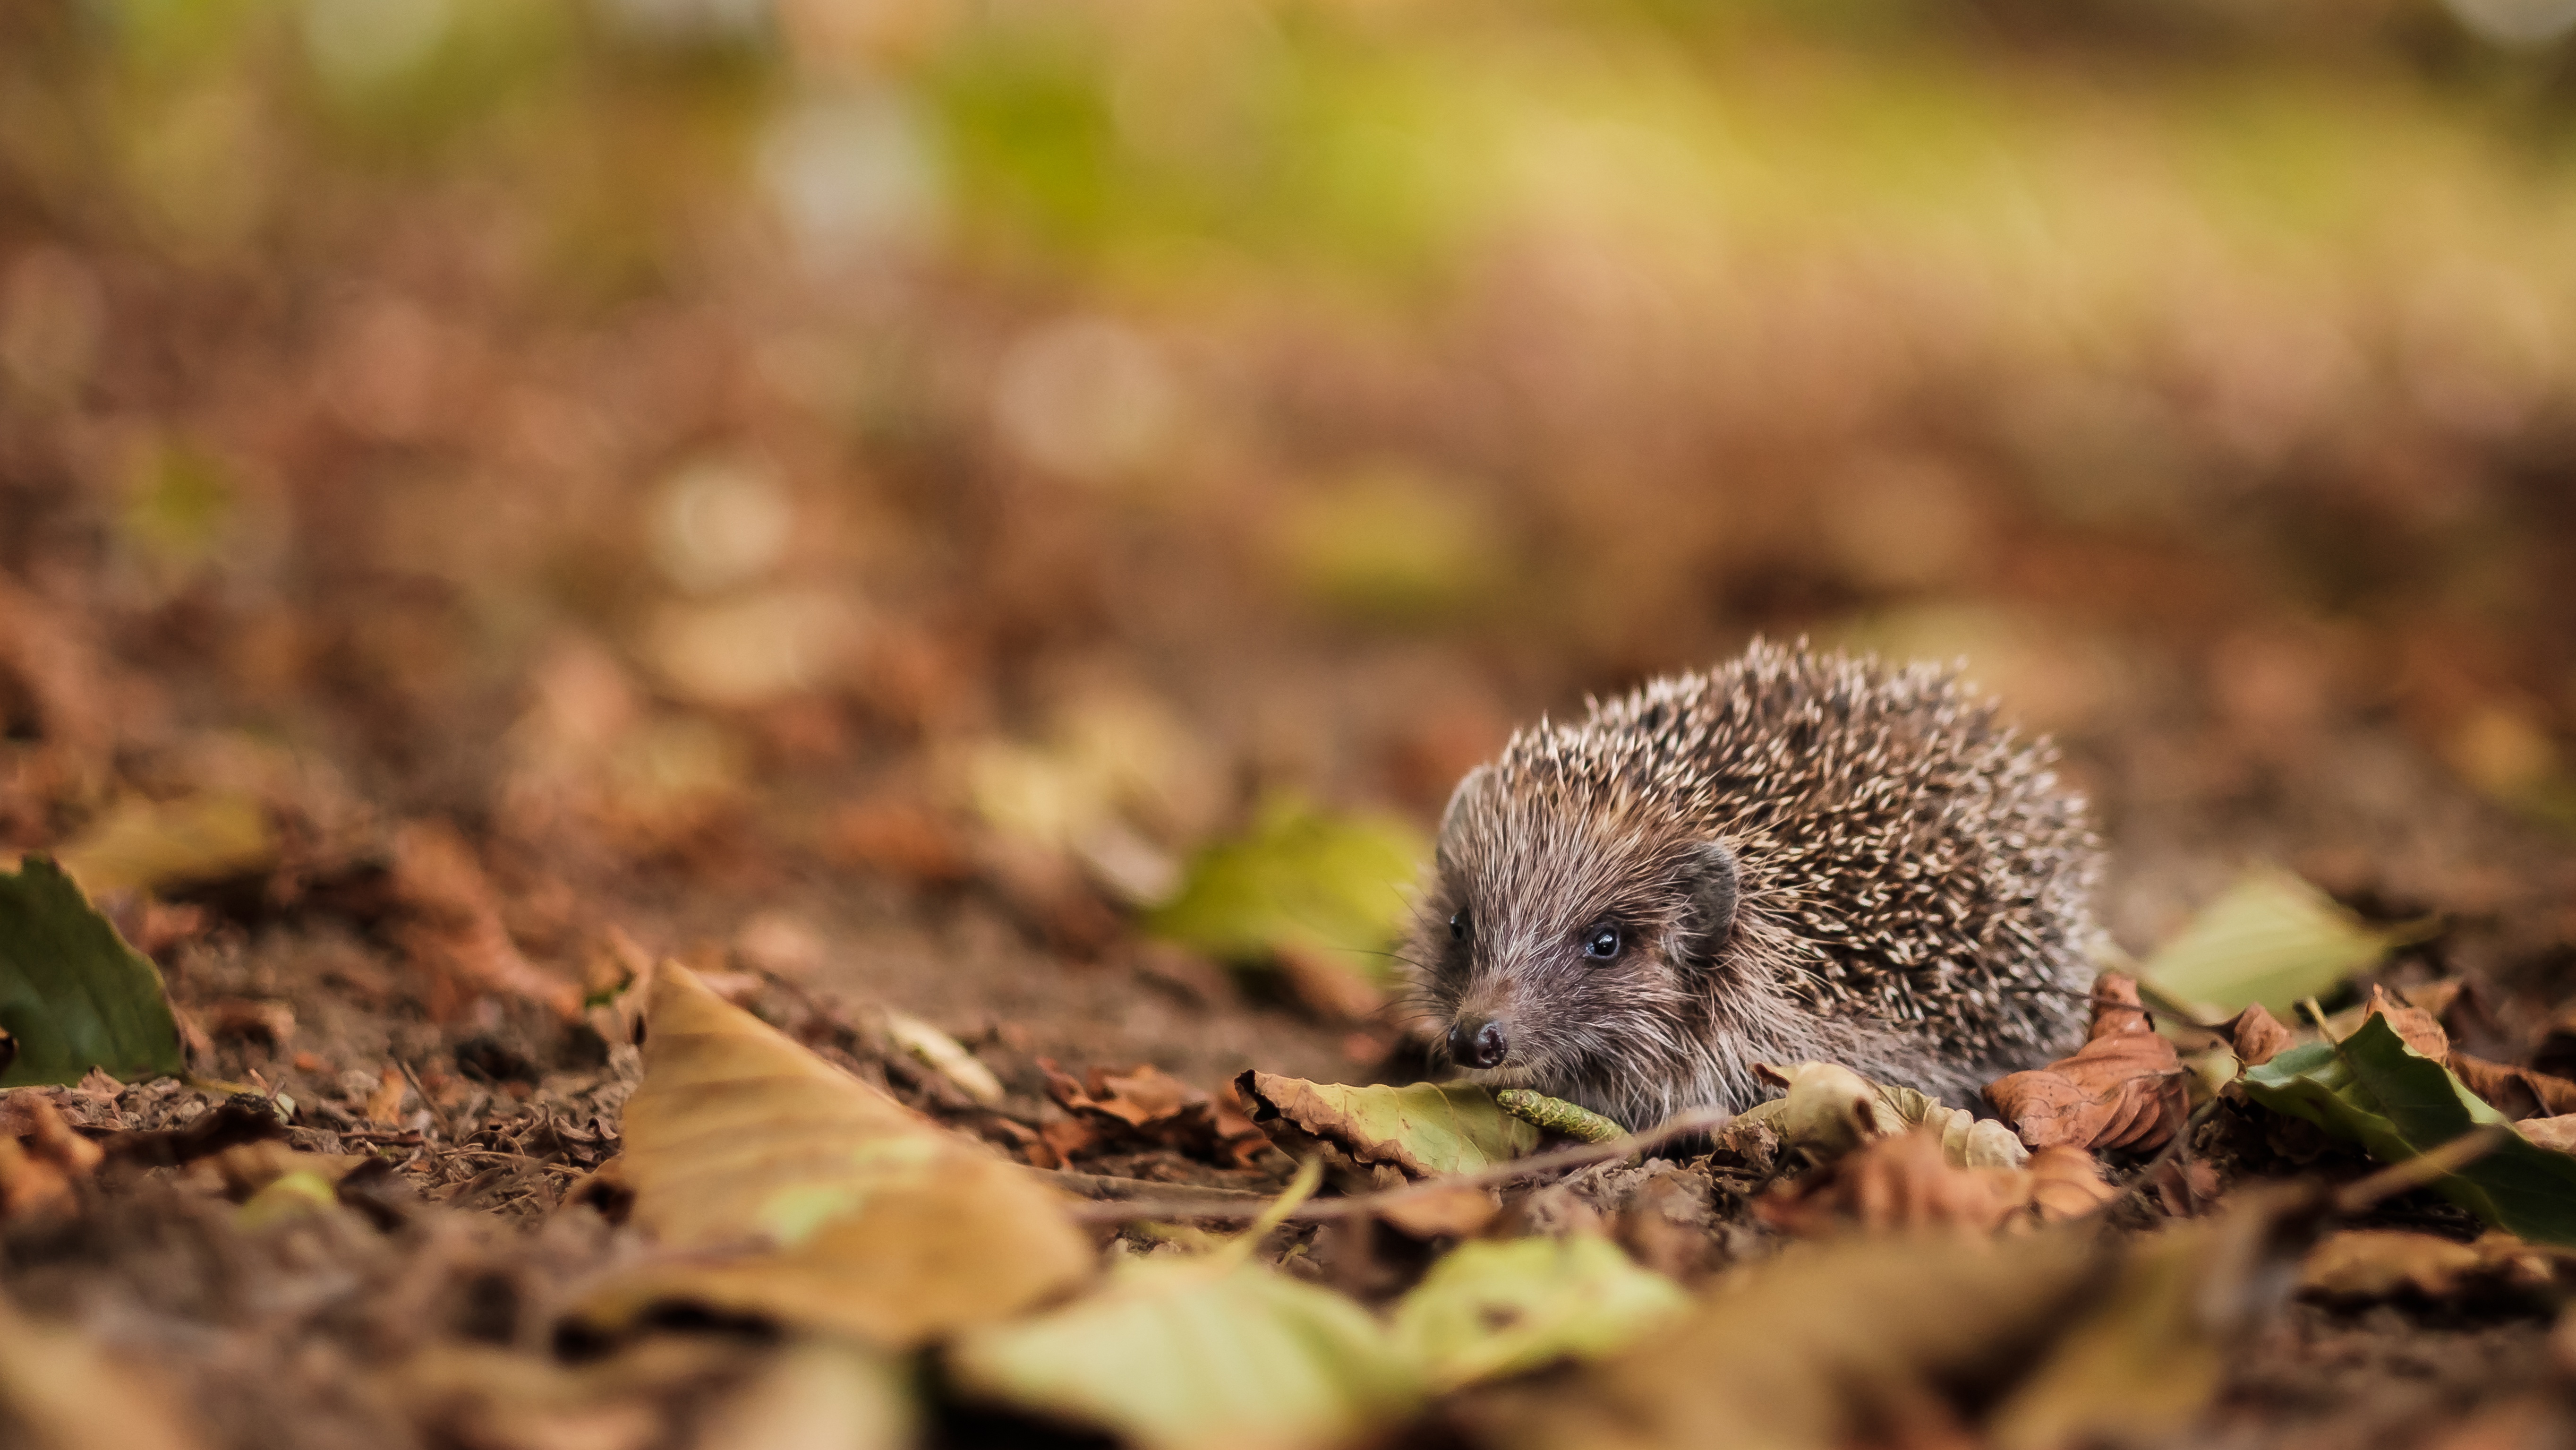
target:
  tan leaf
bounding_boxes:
[363,1064,408,1127]
[2520,1115,2576,1154]
[0,1288,204,1450]
[1739,1062,2028,1169]
[1237,1072,1538,1183]
[2225,1004,2296,1068]
[566,964,1093,1347]
[1984,972,2185,1152]
[2299,1229,2560,1302]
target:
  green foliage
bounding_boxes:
[1148,798,1424,986]
[2241,1014,2576,1247]
[1243,1073,1542,1178]
[0,856,187,1088]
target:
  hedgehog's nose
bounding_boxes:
[1449,1016,1510,1070]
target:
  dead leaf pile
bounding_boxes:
[1038,1060,1272,1169]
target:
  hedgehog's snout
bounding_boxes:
[1447,1015,1510,1069]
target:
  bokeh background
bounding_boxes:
[9,0,2576,1081]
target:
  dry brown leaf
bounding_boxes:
[0,1094,101,1218]
[566,964,1092,1347]
[364,1064,409,1126]
[390,820,580,1021]
[1984,972,2185,1153]
[2362,984,2449,1059]
[0,1287,204,1450]
[1755,1131,2115,1238]
[2225,1004,2296,1069]
[1040,1060,1267,1167]
[2450,1053,2576,1122]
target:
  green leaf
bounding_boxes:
[1148,798,1425,986]
[1239,1072,1540,1180]
[2240,1014,2576,1246]
[0,856,186,1088]
[2138,867,2402,1017]
[948,1257,1421,1450]
[1391,1235,1689,1390]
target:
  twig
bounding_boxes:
[2332,1125,2512,1215]
[1066,1105,1735,1223]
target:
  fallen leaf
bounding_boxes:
[1390,1234,1690,1390]
[0,1093,102,1217]
[1474,1227,2106,1450]
[1985,973,2185,1153]
[390,821,581,1021]
[564,964,1093,1347]
[692,1338,914,1450]
[2521,1115,2576,1154]
[2451,1053,2576,1121]
[1740,1061,2030,1169]
[0,1287,204,1450]
[883,1010,1004,1107]
[52,791,275,898]
[2242,1013,2576,1245]
[1374,1183,1501,1239]
[1148,798,1424,998]
[2225,1004,2296,1068]
[2139,867,2403,1017]
[948,1256,1420,1450]
[1756,1131,2115,1237]
[1237,1072,1538,1183]
[0,856,186,1087]
[1044,1061,1268,1167]
[364,1064,408,1126]
[1986,1193,2316,1450]
[2362,984,2449,1059]
[2298,1229,2560,1303]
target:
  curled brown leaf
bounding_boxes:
[1985,972,2185,1153]
[2225,1004,2295,1069]
[2450,1054,2576,1122]
[1755,1130,2116,1238]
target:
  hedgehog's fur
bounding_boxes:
[1407,640,2102,1128]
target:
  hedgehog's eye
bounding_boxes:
[1581,923,1622,961]
[1450,909,1471,943]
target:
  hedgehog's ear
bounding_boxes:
[1436,767,1492,858]
[1680,840,1740,969]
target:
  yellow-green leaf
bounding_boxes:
[1391,1235,1689,1390]
[1149,798,1424,988]
[949,1257,1420,1450]
[1239,1072,1538,1180]
[2138,867,2401,1017]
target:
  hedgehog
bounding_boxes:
[1407,640,2102,1129]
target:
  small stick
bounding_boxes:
[2332,1125,2512,1215]
[1066,1105,1734,1224]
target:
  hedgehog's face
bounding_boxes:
[1411,766,1740,1121]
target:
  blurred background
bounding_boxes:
[8,0,2576,1078]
